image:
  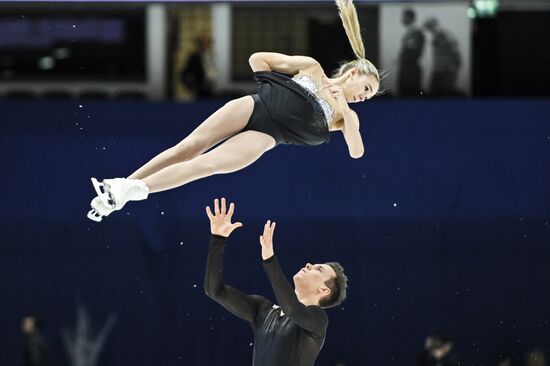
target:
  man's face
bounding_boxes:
[293,263,337,296]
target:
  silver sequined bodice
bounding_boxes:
[292,74,335,125]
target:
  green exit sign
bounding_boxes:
[469,0,499,18]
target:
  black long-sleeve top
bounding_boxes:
[204,235,328,366]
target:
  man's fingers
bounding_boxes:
[259,235,265,246]
[214,198,220,215]
[264,220,271,236]
[205,206,214,220]
[232,222,243,230]
[270,222,276,240]
[221,197,227,215]
[227,202,235,219]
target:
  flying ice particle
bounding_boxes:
[179,241,184,246]
[78,104,83,108]
[193,284,197,288]
[393,203,397,207]
[161,211,165,215]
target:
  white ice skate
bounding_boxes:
[90,177,149,212]
[87,194,115,222]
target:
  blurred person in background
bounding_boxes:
[526,348,546,366]
[423,18,462,97]
[87,0,381,222]
[180,34,215,99]
[20,315,48,366]
[398,8,425,96]
[417,334,459,366]
[203,198,348,366]
[493,352,517,366]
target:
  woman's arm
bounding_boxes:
[325,85,365,159]
[249,52,319,74]
[339,108,364,159]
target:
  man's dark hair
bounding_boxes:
[318,262,348,308]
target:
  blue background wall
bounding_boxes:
[1,99,549,365]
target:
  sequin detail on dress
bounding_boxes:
[292,74,335,125]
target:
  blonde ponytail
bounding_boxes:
[335,0,365,59]
[334,0,380,82]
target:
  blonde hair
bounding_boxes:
[334,0,380,82]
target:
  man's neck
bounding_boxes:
[295,291,318,306]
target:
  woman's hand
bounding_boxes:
[205,198,243,237]
[322,84,350,112]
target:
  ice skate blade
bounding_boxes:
[87,208,103,222]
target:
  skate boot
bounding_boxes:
[87,194,115,222]
[91,177,149,211]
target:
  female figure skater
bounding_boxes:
[88,0,380,222]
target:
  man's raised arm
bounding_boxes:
[259,221,328,338]
[204,198,265,325]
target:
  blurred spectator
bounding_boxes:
[20,315,48,366]
[398,8,426,97]
[526,348,546,366]
[180,34,215,99]
[417,334,459,366]
[423,18,463,97]
[493,352,517,366]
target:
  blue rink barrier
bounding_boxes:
[1,99,549,365]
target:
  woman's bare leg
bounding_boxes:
[141,130,275,193]
[128,96,255,180]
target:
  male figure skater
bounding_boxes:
[204,198,348,366]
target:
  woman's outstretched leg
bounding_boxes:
[142,130,275,193]
[127,96,255,180]
[89,130,274,220]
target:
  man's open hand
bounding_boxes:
[205,198,243,237]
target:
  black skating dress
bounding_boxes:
[204,235,328,366]
[243,71,333,146]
